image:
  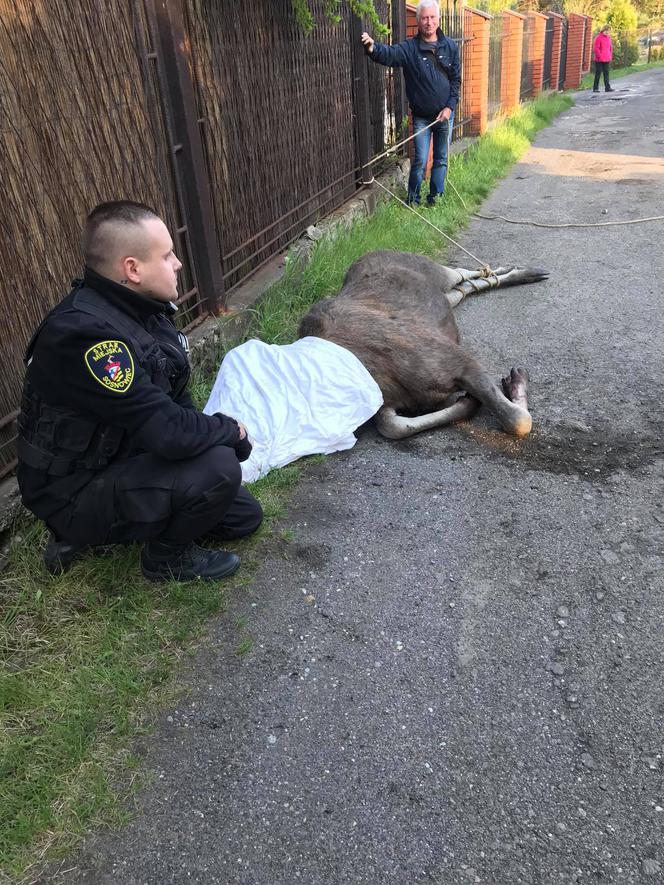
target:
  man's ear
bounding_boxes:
[121,256,141,285]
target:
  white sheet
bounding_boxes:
[203,337,384,483]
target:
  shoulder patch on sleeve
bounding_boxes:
[84,340,135,392]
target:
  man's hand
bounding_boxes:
[233,421,252,461]
[234,433,253,462]
[436,107,452,123]
[361,32,375,53]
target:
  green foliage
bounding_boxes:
[291,0,389,36]
[475,0,520,12]
[603,0,641,67]
[639,0,664,24]
[564,0,662,18]
[564,0,610,16]
[611,30,640,63]
[606,0,639,29]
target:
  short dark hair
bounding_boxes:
[82,200,159,270]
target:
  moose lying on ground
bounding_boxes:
[205,250,548,482]
[298,251,547,440]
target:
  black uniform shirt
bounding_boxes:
[19,268,242,513]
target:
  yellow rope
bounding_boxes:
[360,118,442,171]
[367,176,490,270]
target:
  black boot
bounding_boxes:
[141,539,240,582]
[44,532,87,575]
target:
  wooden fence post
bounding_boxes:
[391,0,408,133]
[351,14,373,184]
[145,0,226,314]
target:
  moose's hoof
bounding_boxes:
[501,367,532,437]
[502,367,529,408]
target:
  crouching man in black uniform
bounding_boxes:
[17,201,262,581]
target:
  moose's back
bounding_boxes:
[297,251,461,412]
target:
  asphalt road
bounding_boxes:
[68,70,664,885]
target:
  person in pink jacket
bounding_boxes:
[593,25,614,93]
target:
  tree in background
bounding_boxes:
[604,0,640,63]
[564,0,610,16]
[639,0,664,23]
[606,0,639,28]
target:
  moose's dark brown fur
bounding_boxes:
[298,251,547,439]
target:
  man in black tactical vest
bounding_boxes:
[17,201,262,581]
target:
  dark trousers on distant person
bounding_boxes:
[593,61,611,92]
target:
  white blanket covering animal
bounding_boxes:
[204,337,384,483]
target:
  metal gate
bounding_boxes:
[488,14,504,120]
[559,19,569,90]
[581,15,589,71]
[543,16,554,90]
[441,5,470,142]
[520,16,536,100]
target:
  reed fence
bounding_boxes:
[0,0,183,479]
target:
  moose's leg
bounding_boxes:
[443,267,490,307]
[375,396,480,440]
[445,344,532,437]
[445,266,549,307]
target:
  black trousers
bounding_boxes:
[593,61,611,91]
[47,445,262,547]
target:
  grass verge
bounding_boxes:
[0,90,571,882]
[579,58,664,89]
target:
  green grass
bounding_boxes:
[0,90,571,882]
[579,58,664,89]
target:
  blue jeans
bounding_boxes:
[408,112,454,206]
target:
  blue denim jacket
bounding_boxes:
[369,28,461,119]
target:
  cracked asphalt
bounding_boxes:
[66,69,664,884]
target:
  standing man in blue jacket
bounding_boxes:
[361,1,461,207]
